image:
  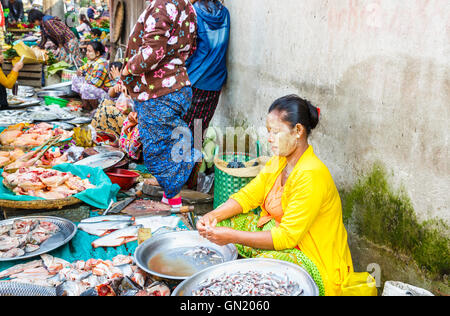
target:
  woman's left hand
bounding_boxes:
[201,226,235,246]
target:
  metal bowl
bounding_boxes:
[172,258,320,296]
[74,151,125,170]
[36,90,66,98]
[0,216,77,262]
[134,231,238,281]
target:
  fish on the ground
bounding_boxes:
[91,225,143,248]
[80,215,135,223]
[78,220,133,237]
[0,281,56,296]
[0,254,170,296]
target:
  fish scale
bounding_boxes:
[0,281,56,296]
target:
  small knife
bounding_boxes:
[134,205,195,217]
[104,197,137,215]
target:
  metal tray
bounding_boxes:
[8,99,41,109]
[74,151,125,170]
[0,216,77,262]
[172,258,320,296]
[134,231,238,281]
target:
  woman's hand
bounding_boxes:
[110,66,121,80]
[196,212,217,233]
[202,226,235,246]
[12,61,24,72]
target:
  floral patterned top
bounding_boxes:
[121,0,197,101]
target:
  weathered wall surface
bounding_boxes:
[212,0,450,224]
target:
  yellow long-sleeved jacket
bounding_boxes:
[231,145,353,296]
[0,69,18,89]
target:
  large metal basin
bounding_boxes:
[172,258,320,296]
[134,231,238,281]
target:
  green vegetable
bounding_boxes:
[46,61,72,76]
[3,48,18,60]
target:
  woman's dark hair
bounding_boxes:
[269,95,320,136]
[28,9,45,23]
[91,28,102,37]
[79,14,92,29]
[109,61,123,71]
[87,41,105,56]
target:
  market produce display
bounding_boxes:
[0,123,73,148]
[2,167,96,200]
[0,219,60,259]
[0,254,170,296]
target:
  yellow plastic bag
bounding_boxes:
[341,272,378,296]
[13,42,47,64]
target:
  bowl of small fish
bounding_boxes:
[172,258,320,296]
[134,231,238,281]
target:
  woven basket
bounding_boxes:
[0,197,81,210]
[213,152,263,209]
[112,0,125,44]
[61,69,76,83]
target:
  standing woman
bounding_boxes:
[183,0,230,135]
[121,0,200,207]
[28,9,83,67]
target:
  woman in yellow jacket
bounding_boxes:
[197,95,354,296]
[0,53,24,109]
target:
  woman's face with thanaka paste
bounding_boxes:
[266,111,302,157]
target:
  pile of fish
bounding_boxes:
[2,167,96,200]
[192,271,304,296]
[0,148,68,170]
[78,215,180,249]
[0,123,73,148]
[183,246,224,265]
[0,254,170,296]
[0,219,60,259]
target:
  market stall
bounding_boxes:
[0,0,325,298]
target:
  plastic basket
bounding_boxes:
[213,152,256,209]
[61,69,76,83]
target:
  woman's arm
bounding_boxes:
[197,199,275,250]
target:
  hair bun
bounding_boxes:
[306,101,320,130]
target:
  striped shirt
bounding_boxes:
[39,16,75,49]
[80,57,111,91]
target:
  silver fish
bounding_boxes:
[91,225,143,248]
[193,271,303,296]
[80,215,134,224]
[78,221,133,237]
[0,281,56,296]
[56,281,90,296]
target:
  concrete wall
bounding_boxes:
[212,0,449,224]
